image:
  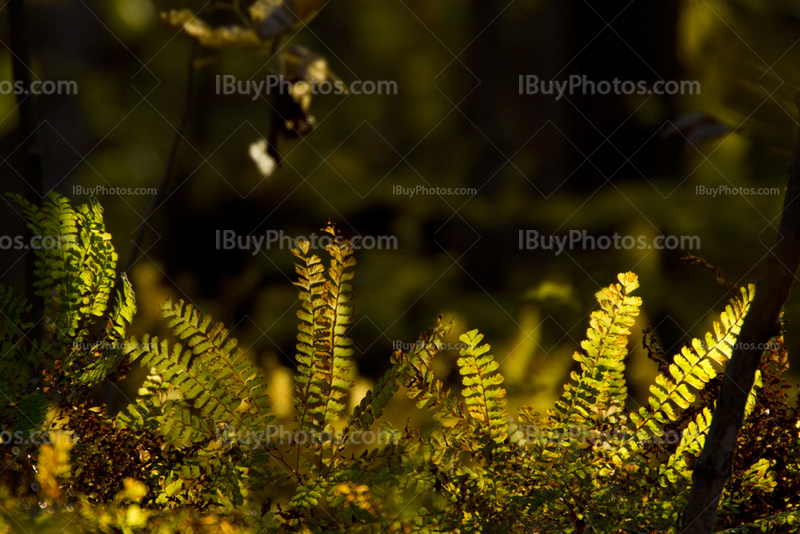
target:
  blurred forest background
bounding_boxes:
[2,0,800,421]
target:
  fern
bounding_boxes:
[7,198,795,534]
[350,364,400,431]
[1,193,135,433]
[315,225,357,433]
[119,301,274,444]
[659,407,713,487]
[117,300,280,508]
[289,225,357,479]
[551,273,640,431]
[12,193,121,348]
[457,330,509,445]
[290,236,327,437]
[393,317,477,448]
[0,284,32,338]
[630,284,754,446]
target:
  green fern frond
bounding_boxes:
[12,193,78,335]
[350,365,400,431]
[8,390,48,435]
[315,224,357,433]
[69,275,136,390]
[10,193,122,353]
[0,285,32,340]
[743,369,762,418]
[630,284,754,442]
[657,370,761,490]
[116,336,200,441]
[551,272,641,430]
[285,478,330,513]
[117,301,280,507]
[105,272,136,340]
[393,318,475,443]
[119,301,274,447]
[0,194,134,429]
[658,407,712,487]
[291,237,328,435]
[72,200,118,320]
[162,300,274,431]
[457,330,508,444]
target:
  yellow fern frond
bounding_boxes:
[630,285,755,444]
[551,272,641,431]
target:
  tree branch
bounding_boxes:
[680,94,800,532]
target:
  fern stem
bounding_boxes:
[125,40,198,273]
[316,255,347,456]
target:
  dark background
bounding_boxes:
[2,0,800,414]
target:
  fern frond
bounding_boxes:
[119,301,274,446]
[738,458,777,494]
[8,390,48,435]
[0,194,133,424]
[116,335,201,442]
[10,193,122,355]
[630,284,754,443]
[72,199,118,322]
[68,275,136,390]
[0,285,32,341]
[291,238,328,435]
[393,318,475,443]
[658,407,712,487]
[285,478,330,513]
[657,371,762,489]
[552,272,641,430]
[105,272,136,341]
[315,224,357,433]
[11,193,79,336]
[457,330,508,444]
[350,365,400,431]
[163,300,274,432]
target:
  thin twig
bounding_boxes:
[266,36,283,165]
[680,93,800,532]
[125,41,199,273]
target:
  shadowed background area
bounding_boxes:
[2,0,800,415]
